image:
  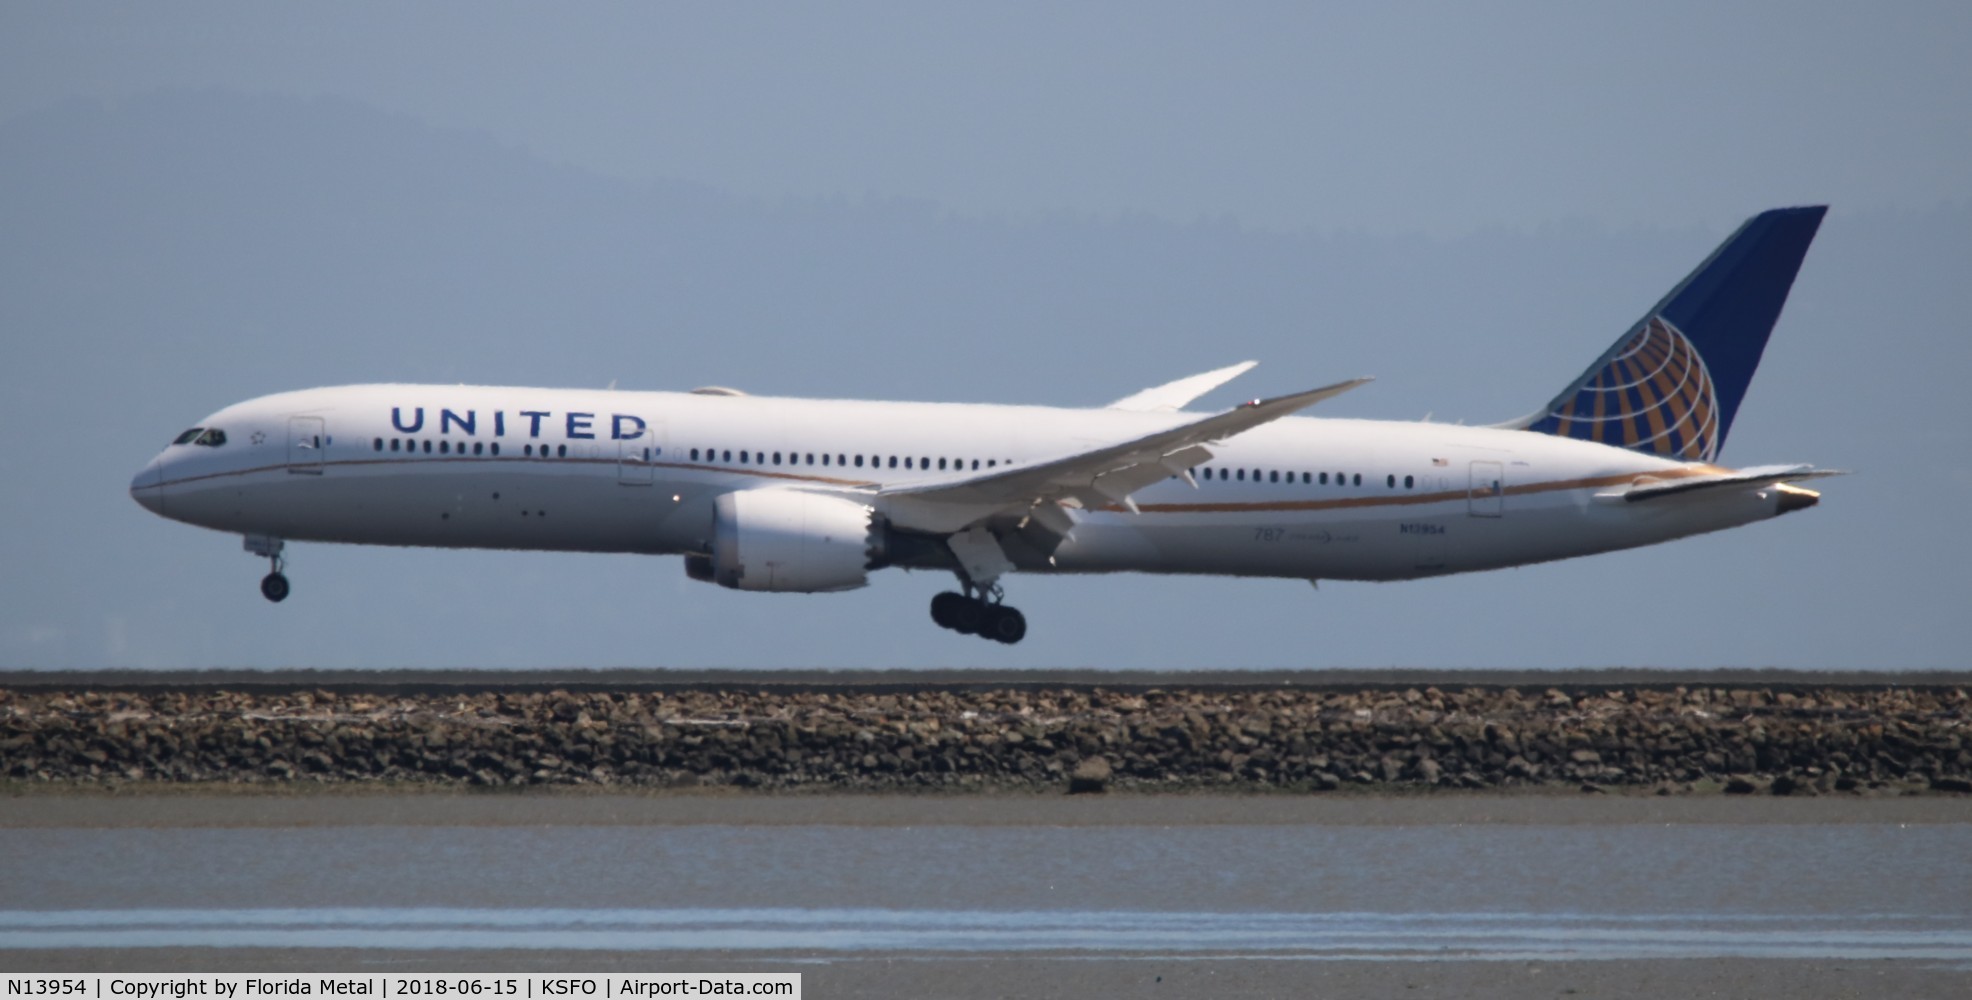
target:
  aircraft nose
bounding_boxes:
[130,458,166,515]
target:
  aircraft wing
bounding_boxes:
[1106,361,1258,412]
[880,377,1372,534]
[1595,464,1845,503]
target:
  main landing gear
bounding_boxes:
[245,534,289,603]
[930,585,1026,645]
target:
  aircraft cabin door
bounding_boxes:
[1467,461,1504,517]
[617,418,660,486]
[287,416,326,475]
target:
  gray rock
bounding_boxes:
[1068,756,1112,794]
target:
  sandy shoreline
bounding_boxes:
[4,789,1972,828]
[6,793,1967,997]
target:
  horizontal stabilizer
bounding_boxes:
[1107,361,1258,412]
[1595,464,1844,504]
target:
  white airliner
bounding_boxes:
[132,207,1834,644]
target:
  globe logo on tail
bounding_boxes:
[1540,316,1720,462]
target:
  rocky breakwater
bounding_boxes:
[2,684,1968,794]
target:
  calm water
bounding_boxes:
[3,815,1969,961]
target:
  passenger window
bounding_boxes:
[390,439,401,452]
[822,454,831,466]
[889,456,899,468]
[1236,469,1245,481]
[773,452,782,465]
[1319,472,1327,484]
[690,448,699,461]
[491,443,500,456]
[855,455,865,468]
[806,453,815,465]
[1302,472,1310,484]
[1269,471,1279,483]
[986,459,995,468]
[722,450,731,462]
[1387,474,1395,488]
[474,442,484,456]
[1353,473,1362,486]
[440,441,450,455]
[423,440,433,454]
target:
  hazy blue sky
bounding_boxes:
[2,4,1968,669]
[5,2,1969,235]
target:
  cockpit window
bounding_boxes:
[172,428,203,445]
[193,428,227,447]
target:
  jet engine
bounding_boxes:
[686,489,884,592]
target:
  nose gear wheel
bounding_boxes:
[246,535,290,603]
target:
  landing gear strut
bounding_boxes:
[245,534,289,603]
[930,582,1026,644]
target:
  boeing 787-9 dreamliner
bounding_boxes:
[132,206,1834,644]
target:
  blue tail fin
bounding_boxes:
[1520,206,1825,461]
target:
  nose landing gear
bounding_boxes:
[930,584,1026,644]
[245,534,289,603]
[260,568,290,603]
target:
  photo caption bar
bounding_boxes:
[3,976,798,1000]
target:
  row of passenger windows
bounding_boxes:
[376,437,511,456]
[686,448,1009,472]
[1192,467,1423,490]
[372,436,1426,491]
[376,438,666,461]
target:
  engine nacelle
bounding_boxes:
[694,489,881,593]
